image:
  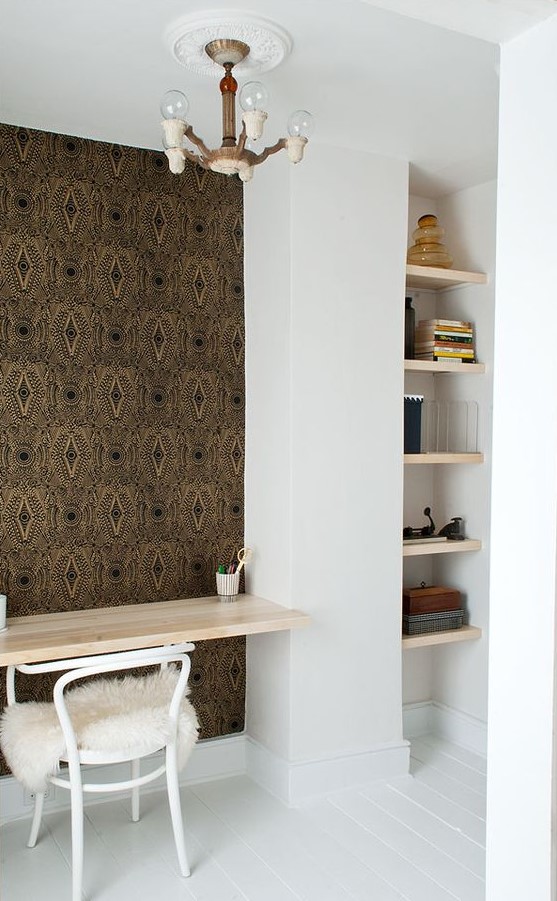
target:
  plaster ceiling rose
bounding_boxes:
[166,10,292,78]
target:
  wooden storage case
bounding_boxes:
[403,584,461,615]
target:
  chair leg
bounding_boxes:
[165,743,190,877]
[131,759,140,822]
[68,765,84,901]
[27,791,45,848]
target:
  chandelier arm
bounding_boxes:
[184,125,212,159]
[252,138,288,166]
[183,148,209,169]
[237,123,247,153]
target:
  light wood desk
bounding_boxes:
[0,595,310,666]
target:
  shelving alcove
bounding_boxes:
[402,264,487,649]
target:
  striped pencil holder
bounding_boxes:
[216,571,240,603]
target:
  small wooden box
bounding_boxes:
[403,585,461,616]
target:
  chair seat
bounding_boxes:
[0,666,199,793]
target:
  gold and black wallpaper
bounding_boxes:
[0,123,246,772]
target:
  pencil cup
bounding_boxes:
[0,594,6,631]
[216,571,240,603]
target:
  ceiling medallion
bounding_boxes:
[166,11,292,77]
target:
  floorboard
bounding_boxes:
[416,736,487,776]
[361,781,485,877]
[328,790,483,900]
[302,796,455,901]
[410,739,486,795]
[410,757,486,819]
[391,776,486,847]
[0,735,486,901]
[192,776,356,901]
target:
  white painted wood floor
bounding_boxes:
[1,735,486,901]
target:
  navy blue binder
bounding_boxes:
[404,395,423,453]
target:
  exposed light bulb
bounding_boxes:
[287,110,314,139]
[239,81,269,112]
[160,90,189,122]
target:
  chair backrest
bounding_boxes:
[49,645,195,770]
[6,642,195,706]
[2,643,197,794]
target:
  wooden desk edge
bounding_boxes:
[0,595,310,666]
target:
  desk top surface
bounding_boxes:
[0,595,310,666]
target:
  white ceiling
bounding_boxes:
[361,0,556,44]
[0,0,555,196]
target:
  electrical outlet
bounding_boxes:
[23,785,54,807]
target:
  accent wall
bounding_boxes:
[0,123,246,774]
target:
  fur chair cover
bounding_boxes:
[0,666,199,793]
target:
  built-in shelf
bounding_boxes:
[404,359,485,374]
[405,264,487,291]
[403,538,481,557]
[402,261,487,657]
[402,624,482,649]
[404,453,484,465]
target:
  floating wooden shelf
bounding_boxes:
[402,624,482,649]
[405,265,487,291]
[404,359,485,374]
[403,538,481,557]
[404,453,483,464]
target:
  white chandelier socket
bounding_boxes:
[242,109,268,141]
[286,135,307,164]
[165,147,186,174]
[162,118,187,148]
[239,166,254,183]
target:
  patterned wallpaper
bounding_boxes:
[0,124,246,769]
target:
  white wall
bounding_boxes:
[244,159,294,760]
[245,143,409,798]
[432,180,496,724]
[487,17,557,901]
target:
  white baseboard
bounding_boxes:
[403,700,487,756]
[402,701,434,738]
[0,734,247,825]
[2,702,487,823]
[246,736,410,805]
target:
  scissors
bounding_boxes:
[236,547,252,574]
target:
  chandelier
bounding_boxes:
[160,38,313,182]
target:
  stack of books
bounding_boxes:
[415,318,475,363]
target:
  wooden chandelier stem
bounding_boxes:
[220,63,238,147]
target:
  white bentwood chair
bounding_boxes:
[0,643,199,901]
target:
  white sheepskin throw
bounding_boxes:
[0,666,199,794]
